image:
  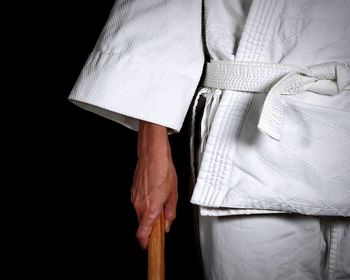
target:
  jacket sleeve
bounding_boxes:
[68,0,204,132]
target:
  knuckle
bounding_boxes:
[167,212,176,221]
[133,204,143,216]
[146,207,159,221]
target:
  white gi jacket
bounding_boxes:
[69,0,350,217]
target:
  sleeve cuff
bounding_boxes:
[68,50,201,133]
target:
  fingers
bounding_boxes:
[130,156,178,249]
[135,194,177,249]
[136,206,162,249]
[164,192,178,233]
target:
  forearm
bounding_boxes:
[137,121,171,158]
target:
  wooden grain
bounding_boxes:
[148,212,165,280]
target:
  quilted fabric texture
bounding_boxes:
[69,0,204,132]
[191,0,350,216]
[69,0,350,216]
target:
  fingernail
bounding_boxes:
[165,221,171,233]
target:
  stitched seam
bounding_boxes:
[327,224,333,280]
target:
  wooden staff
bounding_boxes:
[148,212,165,280]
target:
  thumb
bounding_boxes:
[164,195,177,233]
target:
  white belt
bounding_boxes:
[203,60,350,140]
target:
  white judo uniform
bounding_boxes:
[69,0,350,279]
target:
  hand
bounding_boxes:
[131,121,178,249]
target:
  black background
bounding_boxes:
[26,1,205,279]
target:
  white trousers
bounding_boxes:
[199,215,350,280]
[193,94,350,280]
